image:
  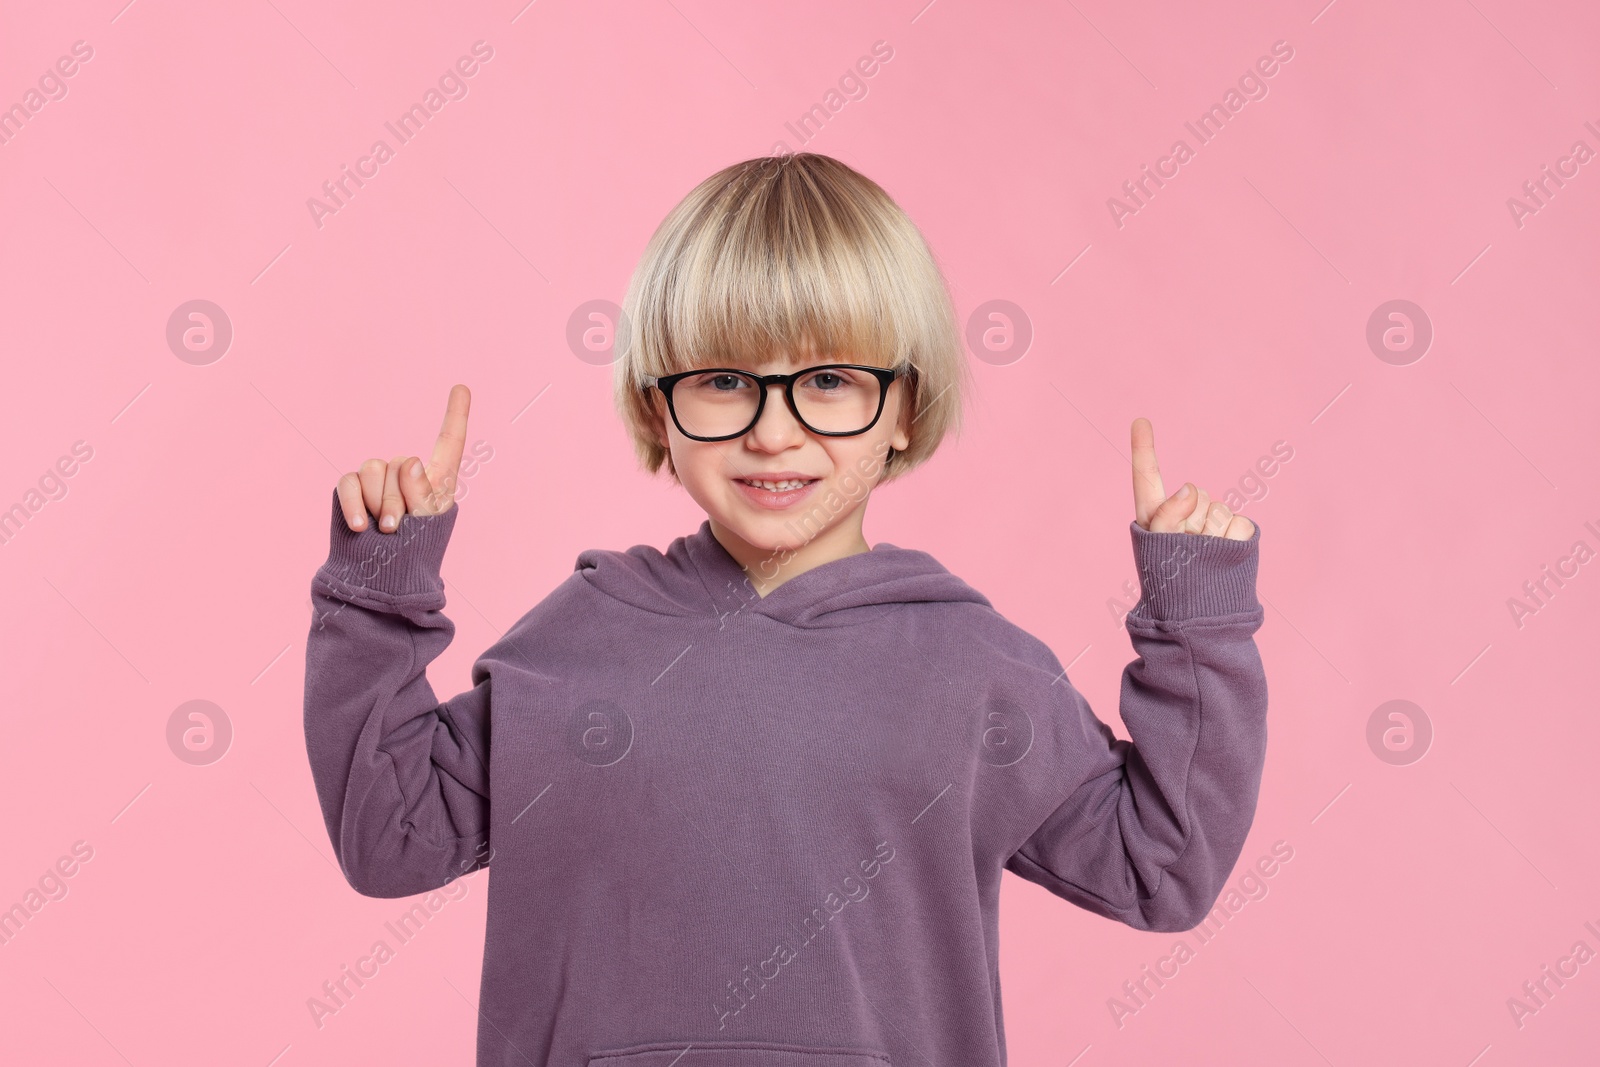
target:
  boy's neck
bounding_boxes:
[708,513,871,598]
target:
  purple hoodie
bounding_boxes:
[304,488,1267,1066]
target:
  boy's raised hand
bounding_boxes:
[336,384,473,533]
[1130,416,1255,540]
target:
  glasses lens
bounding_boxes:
[671,371,761,439]
[791,366,882,433]
[669,367,885,438]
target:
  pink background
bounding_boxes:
[3,1,1598,1064]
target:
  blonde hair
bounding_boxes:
[612,152,968,485]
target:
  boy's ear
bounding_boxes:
[646,390,671,449]
[890,386,913,453]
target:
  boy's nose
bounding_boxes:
[745,382,807,451]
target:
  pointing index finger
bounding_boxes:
[427,384,472,498]
[1130,417,1166,527]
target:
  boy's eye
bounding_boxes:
[798,368,867,395]
[684,373,750,392]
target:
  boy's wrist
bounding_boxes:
[317,486,459,600]
[1127,518,1261,622]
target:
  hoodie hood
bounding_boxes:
[575,520,991,628]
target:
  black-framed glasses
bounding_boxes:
[642,363,910,442]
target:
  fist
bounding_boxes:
[1130,417,1256,540]
[336,385,472,533]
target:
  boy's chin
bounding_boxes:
[714,513,814,556]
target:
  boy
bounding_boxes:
[305,152,1265,1066]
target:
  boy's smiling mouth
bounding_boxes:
[733,472,821,509]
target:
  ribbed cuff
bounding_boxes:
[316,486,460,601]
[1127,517,1261,622]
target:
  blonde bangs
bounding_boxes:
[614,153,968,483]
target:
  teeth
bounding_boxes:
[747,479,809,492]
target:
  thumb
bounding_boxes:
[399,456,445,515]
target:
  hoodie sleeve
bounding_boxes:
[1002,519,1266,933]
[303,488,492,899]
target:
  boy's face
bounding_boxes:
[649,354,913,564]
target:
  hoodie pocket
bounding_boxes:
[586,1040,892,1066]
